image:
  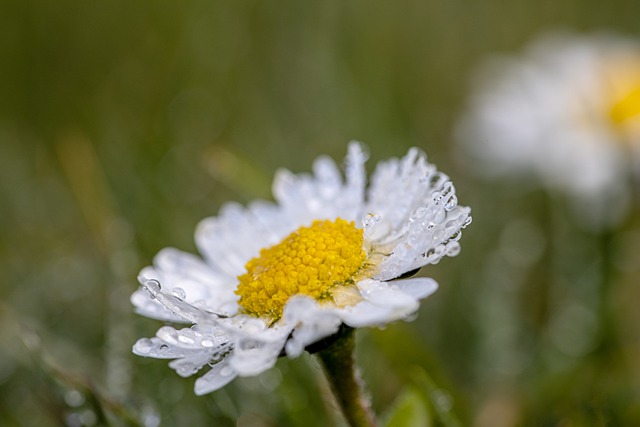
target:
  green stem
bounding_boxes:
[595,228,618,358]
[316,327,378,427]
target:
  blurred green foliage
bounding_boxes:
[1,0,640,426]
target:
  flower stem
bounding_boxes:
[316,327,378,427]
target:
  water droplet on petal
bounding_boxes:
[409,208,427,226]
[172,287,186,300]
[446,242,461,256]
[143,279,162,299]
[134,338,153,355]
[178,334,195,345]
[157,326,179,344]
[444,194,458,211]
[428,206,446,225]
[362,213,381,238]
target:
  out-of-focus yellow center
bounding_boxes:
[235,218,367,321]
[609,85,640,125]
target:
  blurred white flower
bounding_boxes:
[132,142,471,395]
[456,31,640,226]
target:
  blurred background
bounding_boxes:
[2,0,640,425]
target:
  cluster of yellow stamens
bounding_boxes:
[609,85,640,126]
[235,218,367,321]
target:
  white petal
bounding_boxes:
[339,301,402,327]
[375,203,471,281]
[133,336,200,359]
[390,277,439,300]
[342,141,367,219]
[168,352,212,378]
[195,201,301,281]
[247,200,294,244]
[312,155,343,200]
[130,287,186,323]
[194,360,238,395]
[229,337,285,376]
[154,247,225,289]
[195,205,263,277]
[337,280,422,327]
[362,146,471,282]
[136,278,218,325]
[282,297,342,357]
[366,148,435,234]
[357,279,417,308]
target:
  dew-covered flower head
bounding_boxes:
[456,31,640,225]
[132,143,471,395]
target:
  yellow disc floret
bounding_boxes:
[610,85,640,125]
[236,218,367,321]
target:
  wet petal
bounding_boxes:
[390,277,439,300]
[283,296,342,357]
[357,279,417,309]
[194,360,238,395]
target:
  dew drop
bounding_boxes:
[201,338,214,348]
[177,365,197,376]
[64,390,85,408]
[157,326,179,344]
[431,207,446,225]
[66,412,82,427]
[80,409,97,426]
[444,194,458,211]
[362,213,382,238]
[134,338,153,355]
[143,279,162,300]
[172,287,186,300]
[446,242,461,256]
[431,389,453,412]
[147,279,161,291]
[178,334,195,345]
[143,411,161,427]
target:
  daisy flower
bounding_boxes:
[131,142,471,403]
[456,31,640,226]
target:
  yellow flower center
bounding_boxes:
[609,85,640,125]
[235,218,367,321]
